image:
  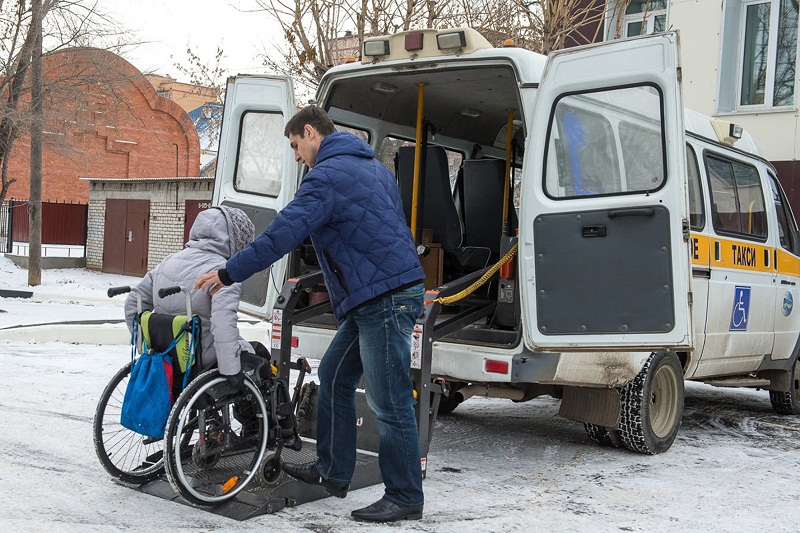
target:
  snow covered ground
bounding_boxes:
[1,257,799,532]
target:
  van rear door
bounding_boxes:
[212,75,297,318]
[519,33,692,351]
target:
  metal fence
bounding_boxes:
[1,199,88,255]
[0,200,10,254]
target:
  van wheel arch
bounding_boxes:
[769,356,800,415]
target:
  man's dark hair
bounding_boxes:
[284,105,335,138]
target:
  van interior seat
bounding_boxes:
[396,146,490,273]
[457,158,511,259]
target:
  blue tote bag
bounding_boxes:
[120,352,173,439]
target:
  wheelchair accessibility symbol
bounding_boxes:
[729,286,751,331]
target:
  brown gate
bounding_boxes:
[103,199,149,277]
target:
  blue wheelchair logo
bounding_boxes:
[729,286,750,331]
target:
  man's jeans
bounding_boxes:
[315,283,424,507]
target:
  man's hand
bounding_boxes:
[195,270,223,295]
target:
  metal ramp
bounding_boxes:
[117,441,382,520]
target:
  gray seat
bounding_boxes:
[396,146,490,273]
[459,159,508,258]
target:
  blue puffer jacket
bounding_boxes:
[226,131,424,321]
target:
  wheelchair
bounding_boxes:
[95,284,309,506]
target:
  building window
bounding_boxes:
[606,0,668,39]
[623,0,667,37]
[738,0,798,108]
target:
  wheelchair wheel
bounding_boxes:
[164,369,269,505]
[93,362,165,484]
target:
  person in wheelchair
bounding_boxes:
[123,206,265,398]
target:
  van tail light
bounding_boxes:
[291,336,299,348]
[485,360,509,374]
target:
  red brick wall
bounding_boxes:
[6,47,201,203]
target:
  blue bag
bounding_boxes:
[120,351,173,439]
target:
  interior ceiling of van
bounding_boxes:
[326,65,521,148]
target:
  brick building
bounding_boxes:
[5,47,201,204]
[146,74,217,113]
[84,177,213,276]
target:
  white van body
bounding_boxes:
[212,30,800,454]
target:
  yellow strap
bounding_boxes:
[425,244,518,306]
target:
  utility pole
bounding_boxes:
[28,0,43,286]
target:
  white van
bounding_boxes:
[212,29,800,456]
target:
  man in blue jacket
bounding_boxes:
[195,105,425,523]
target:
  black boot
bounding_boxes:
[281,460,349,498]
[351,497,423,522]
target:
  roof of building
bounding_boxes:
[188,103,223,154]
[81,176,212,183]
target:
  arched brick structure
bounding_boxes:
[6,47,201,203]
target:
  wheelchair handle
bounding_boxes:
[158,286,182,298]
[158,285,193,321]
[107,286,131,298]
[108,285,144,314]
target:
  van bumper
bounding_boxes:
[291,325,650,388]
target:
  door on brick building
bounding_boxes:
[184,199,212,245]
[103,199,149,276]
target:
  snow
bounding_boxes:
[1,256,799,532]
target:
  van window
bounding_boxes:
[377,137,463,190]
[687,145,705,230]
[234,111,284,197]
[545,85,664,198]
[336,124,369,142]
[706,154,767,240]
[769,172,799,254]
[619,121,664,190]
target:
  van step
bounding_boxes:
[703,377,771,388]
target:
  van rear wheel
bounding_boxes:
[584,424,623,448]
[618,352,684,454]
[769,357,800,415]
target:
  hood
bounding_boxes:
[314,130,374,166]
[186,206,255,259]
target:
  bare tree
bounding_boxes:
[0,0,129,208]
[252,0,610,94]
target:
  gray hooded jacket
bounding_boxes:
[124,206,256,376]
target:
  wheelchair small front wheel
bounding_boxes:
[164,369,269,505]
[93,362,165,484]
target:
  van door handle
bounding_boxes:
[608,208,655,218]
[582,225,606,237]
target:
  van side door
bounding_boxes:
[694,151,774,376]
[518,33,692,351]
[769,172,800,362]
[212,75,297,318]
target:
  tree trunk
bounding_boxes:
[28,0,43,286]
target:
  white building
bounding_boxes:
[604,0,800,213]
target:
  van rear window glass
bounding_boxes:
[234,111,284,197]
[545,85,665,198]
